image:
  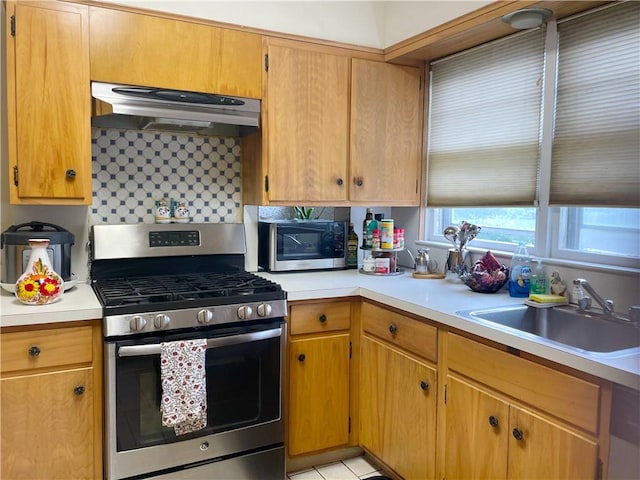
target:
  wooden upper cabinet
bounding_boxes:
[5,0,91,204]
[265,42,350,203]
[350,59,423,205]
[89,7,262,99]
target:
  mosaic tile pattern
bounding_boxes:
[91,128,242,224]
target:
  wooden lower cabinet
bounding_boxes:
[360,336,437,480]
[442,332,605,480]
[444,376,598,480]
[287,300,352,456]
[0,322,102,479]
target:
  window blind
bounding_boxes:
[427,29,545,207]
[551,2,640,207]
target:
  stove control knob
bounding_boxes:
[154,314,170,329]
[237,305,253,320]
[129,315,147,332]
[197,309,214,324]
[257,303,272,317]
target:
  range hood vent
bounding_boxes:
[91,82,260,136]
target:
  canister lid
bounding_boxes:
[1,221,75,247]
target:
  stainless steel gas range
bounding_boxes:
[90,223,287,480]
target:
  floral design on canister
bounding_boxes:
[14,239,63,305]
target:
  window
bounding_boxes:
[425,2,640,269]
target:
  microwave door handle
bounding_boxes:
[117,327,282,357]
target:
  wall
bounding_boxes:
[97,0,492,49]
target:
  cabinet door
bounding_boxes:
[89,7,262,99]
[288,334,350,455]
[508,406,598,480]
[6,1,91,204]
[1,368,95,479]
[360,336,436,480]
[444,376,509,480]
[266,43,349,203]
[350,59,422,205]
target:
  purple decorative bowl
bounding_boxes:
[458,266,509,293]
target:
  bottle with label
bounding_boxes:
[347,223,358,269]
[509,243,532,297]
[529,258,548,295]
[371,229,381,249]
[367,213,380,248]
[362,208,374,248]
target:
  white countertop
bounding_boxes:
[1,270,638,390]
[0,283,102,327]
[259,270,640,390]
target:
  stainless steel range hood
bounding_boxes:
[91,82,261,135]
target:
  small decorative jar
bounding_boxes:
[154,199,172,223]
[173,200,190,223]
[14,239,64,305]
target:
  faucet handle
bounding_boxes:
[629,305,640,325]
[578,296,592,312]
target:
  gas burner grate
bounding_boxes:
[94,271,282,308]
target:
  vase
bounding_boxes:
[14,239,64,305]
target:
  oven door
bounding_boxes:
[104,320,285,480]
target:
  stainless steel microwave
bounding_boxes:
[258,220,347,272]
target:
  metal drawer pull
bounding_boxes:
[388,324,397,334]
[74,385,85,396]
[298,354,306,362]
[28,346,41,357]
[117,327,281,357]
[489,416,499,427]
[420,380,429,390]
[512,428,524,441]
[319,314,327,323]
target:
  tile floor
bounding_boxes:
[288,455,389,480]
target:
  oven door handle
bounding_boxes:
[117,327,282,357]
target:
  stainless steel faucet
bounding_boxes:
[573,278,640,326]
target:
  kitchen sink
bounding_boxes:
[457,304,640,356]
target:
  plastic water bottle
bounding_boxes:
[509,243,532,297]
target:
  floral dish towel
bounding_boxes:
[160,339,208,435]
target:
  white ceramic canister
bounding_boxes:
[380,219,394,249]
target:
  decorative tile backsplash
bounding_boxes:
[91,128,242,224]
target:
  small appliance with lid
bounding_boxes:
[1,221,75,285]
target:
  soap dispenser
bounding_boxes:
[529,258,548,295]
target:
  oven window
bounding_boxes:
[115,332,281,451]
[277,223,345,261]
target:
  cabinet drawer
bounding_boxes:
[447,333,600,434]
[362,302,437,362]
[1,326,93,374]
[289,301,351,336]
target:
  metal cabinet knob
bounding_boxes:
[388,324,397,334]
[512,428,524,441]
[489,416,499,427]
[319,314,327,323]
[336,178,344,186]
[354,177,364,187]
[420,381,429,391]
[65,169,77,179]
[298,354,306,362]
[74,385,85,396]
[28,346,41,357]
